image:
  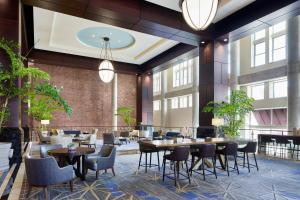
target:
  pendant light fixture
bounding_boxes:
[98,37,115,83]
[180,0,219,31]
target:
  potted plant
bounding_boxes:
[203,90,255,138]
[115,106,136,130]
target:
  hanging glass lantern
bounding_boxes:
[98,37,115,83]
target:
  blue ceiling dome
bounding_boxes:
[77,27,135,49]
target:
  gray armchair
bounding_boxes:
[40,144,63,158]
[37,131,51,143]
[85,145,117,179]
[25,156,74,200]
[103,133,121,146]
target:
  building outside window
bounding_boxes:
[171,97,178,109]
[269,21,286,62]
[269,78,287,98]
[153,100,161,111]
[252,29,266,67]
[153,72,161,93]
[247,83,265,100]
[173,59,193,88]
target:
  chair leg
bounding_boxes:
[202,158,205,181]
[69,180,73,192]
[138,152,142,170]
[191,155,195,173]
[173,161,177,186]
[243,152,245,167]
[185,160,191,184]
[176,161,180,178]
[246,153,250,173]
[157,151,160,171]
[26,186,32,198]
[253,153,259,171]
[163,158,166,182]
[96,170,99,179]
[234,155,239,174]
[44,187,49,200]
[225,155,229,176]
[212,157,217,179]
[112,167,116,176]
[145,153,148,173]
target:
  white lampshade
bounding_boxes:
[212,118,224,127]
[99,60,114,83]
[181,0,219,31]
[41,120,50,125]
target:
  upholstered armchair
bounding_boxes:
[80,134,97,148]
[85,145,117,179]
[103,133,121,146]
[40,144,63,158]
[25,156,74,200]
[37,131,51,144]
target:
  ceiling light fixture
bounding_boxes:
[98,37,115,83]
[201,41,205,44]
[224,38,228,42]
[180,0,219,31]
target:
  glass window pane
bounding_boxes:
[251,84,264,100]
[171,98,178,109]
[153,100,160,111]
[254,29,265,40]
[255,42,265,55]
[272,108,287,125]
[273,21,286,34]
[274,35,286,49]
[189,95,192,107]
[274,80,287,98]
[251,110,271,125]
[255,54,265,66]
[273,48,286,61]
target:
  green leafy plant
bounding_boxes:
[203,90,255,137]
[115,106,136,127]
[0,38,72,130]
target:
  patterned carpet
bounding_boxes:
[19,153,300,200]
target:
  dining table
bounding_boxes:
[140,137,251,170]
[48,147,95,180]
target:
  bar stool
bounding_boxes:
[274,136,292,158]
[138,142,160,173]
[163,146,191,186]
[259,135,275,155]
[237,142,258,172]
[190,144,217,180]
[292,138,300,159]
[215,142,239,176]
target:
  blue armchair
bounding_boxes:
[85,145,117,179]
[25,156,74,200]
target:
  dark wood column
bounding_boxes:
[136,74,153,125]
[199,41,229,126]
[0,0,20,127]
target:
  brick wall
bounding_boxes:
[30,63,137,130]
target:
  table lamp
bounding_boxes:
[41,120,50,134]
[212,118,224,137]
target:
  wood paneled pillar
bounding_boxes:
[136,74,153,125]
[198,41,229,126]
[0,0,20,127]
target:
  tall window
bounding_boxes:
[188,94,193,107]
[269,78,287,98]
[153,72,161,93]
[179,96,188,108]
[173,59,193,88]
[153,100,160,111]
[247,84,264,100]
[269,21,286,62]
[171,97,178,109]
[252,29,266,67]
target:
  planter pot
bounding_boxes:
[0,142,13,172]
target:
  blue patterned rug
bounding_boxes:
[19,153,300,200]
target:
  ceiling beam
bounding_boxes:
[28,49,142,74]
[21,0,211,46]
[212,0,300,41]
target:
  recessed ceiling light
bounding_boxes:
[201,41,205,44]
[224,38,228,42]
[110,32,112,35]
[92,34,96,38]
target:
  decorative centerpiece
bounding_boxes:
[67,143,76,152]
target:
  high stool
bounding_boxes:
[163,146,191,186]
[274,136,292,158]
[292,138,300,159]
[138,142,160,173]
[215,142,239,176]
[237,142,259,172]
[190,144,217,180]
[259,135,276,155]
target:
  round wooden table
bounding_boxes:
[48,147,95,180]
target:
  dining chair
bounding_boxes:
[215,142,239,176]
[237,141,258,172]
[25,156,74,200]
[85,145,117,179]
[138,141,160,173]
